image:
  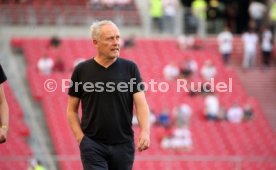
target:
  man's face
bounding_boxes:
[94,24,120,59]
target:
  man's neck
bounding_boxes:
[94,56,117,68]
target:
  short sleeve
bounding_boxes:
[0,65,7,84]
[131,63,144,94]
[68,66,82,98]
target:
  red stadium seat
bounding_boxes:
[18,37,276,170]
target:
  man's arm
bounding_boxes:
[67,96,84,145]
[133,91,150,152]
[0,84,9,144]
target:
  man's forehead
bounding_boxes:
[101,25,120,35]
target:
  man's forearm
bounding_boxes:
[0,102,9,128]
[67,111,84,143]
[136,106,150,133]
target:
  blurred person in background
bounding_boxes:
[150,0,164,33]
[161,125,193,151]
[163,61,180,81]
[180,57,198,78]
[28,159,46,170]
[49,35,61,48]
[35,160,46,170]
[0,64,9,144]
[201,60,217,81]
[207,0,222,33]
[162,0,178,34]
[269,0,276,37]
[157,108,171,128]
[180,0,198,34]
[28,158,37,170]
[248,0,266,33]
[192,0,207,37]
[261,26,273,67]
[217,26,233,64]
[37,55,54,75]
[67,20,150,170]
[242,26,258,69]
[177,34,195,50]
[227,102,244,123]
[204,93,219,121]
[243,103,254,121]
[173,103,192,127]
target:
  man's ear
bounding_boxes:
[93,39,97,45]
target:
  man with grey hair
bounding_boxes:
[67,20,150,170]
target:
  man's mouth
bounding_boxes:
[111,48,119,52]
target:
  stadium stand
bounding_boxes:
[13,37,276,170]
[0,83,32,170]
[0,0,141,26]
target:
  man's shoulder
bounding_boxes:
[75,59,93,69]
[118,57,137,66]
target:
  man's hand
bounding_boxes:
[137,130,150,152]
[0,128,7,144]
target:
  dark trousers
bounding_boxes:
[262,51,271,66]
[223,53,231,64]
[79,136,135,170]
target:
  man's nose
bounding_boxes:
[113,39,120,45]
